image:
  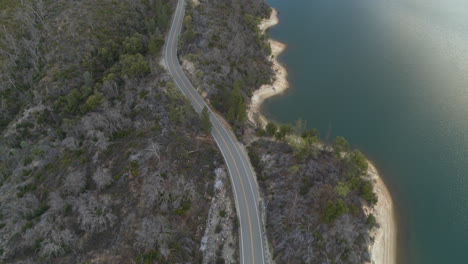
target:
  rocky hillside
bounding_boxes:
[0,0,237,263]
[248,126,379,263]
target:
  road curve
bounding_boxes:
[164,0,266,263]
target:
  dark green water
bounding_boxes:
[263,0,468,263]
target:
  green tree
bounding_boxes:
[156,0,169,30]
[123,33,144,54]
[120,54,150,77]
[83,71,94,87]
[265,122,277,136]
[227,81,246,124]
[367,214,377,227]
[335,182,350,197]
[83,92,105,113]
[183,15,193,29]
[201,106,212,133]
[148,35,164,56]
[61,89,81,114]
[349,149,368,174]
[182,15,196,42]
[332,136,350,157]
[275,124,293,140]
[98,47,115,66]
[323,199,349,223]
[359,179,378,205]
[183,28,196,43]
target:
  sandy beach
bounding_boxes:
[366,162,397,264]
[248,9,289,127]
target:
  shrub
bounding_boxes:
[276,124,293,140]
[174,198,192,215]
[265,122,277,136]
[136,250,163,264]
[257,127,266,137]
[112,129,131,140]
[26,204,50,221]
[17,183,36,198]
[299,177,313,196]
[286,135,312,161]
[302,128,320,139]
[219,210,227,217]
[247,148,262,175]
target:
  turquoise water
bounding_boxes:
[263,0,468,263]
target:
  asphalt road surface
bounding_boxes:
[164,1,266,263]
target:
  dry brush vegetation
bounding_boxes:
[0,0,232,263]
[248,126,379,264]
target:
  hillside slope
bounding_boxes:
[0,1,237,263]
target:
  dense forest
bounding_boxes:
[0,0,237,263]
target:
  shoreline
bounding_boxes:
[366,161,397,264]
[250,7,397,264]
[248,8,289,127]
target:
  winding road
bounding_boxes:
[164,0,266,263]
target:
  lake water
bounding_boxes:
[263,0,468,263]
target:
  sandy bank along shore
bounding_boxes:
[248,9,289,127]
[365,162,397,264]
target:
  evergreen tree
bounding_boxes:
[227,80,246,124]
[201,106,212,133]
[332,136,350,157]
[266,122,277,136]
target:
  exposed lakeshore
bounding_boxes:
[250,8,397,264]
[366,162,397,264]
[248,8,289,127]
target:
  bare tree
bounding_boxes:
[145,140,161,162]
[76,192,116,233]
[39,229,77,259]
[63,170,85,195]
[142,172,164,208]
[92,167,112,190]
[134,216,172,252]
[48,191,65,213]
